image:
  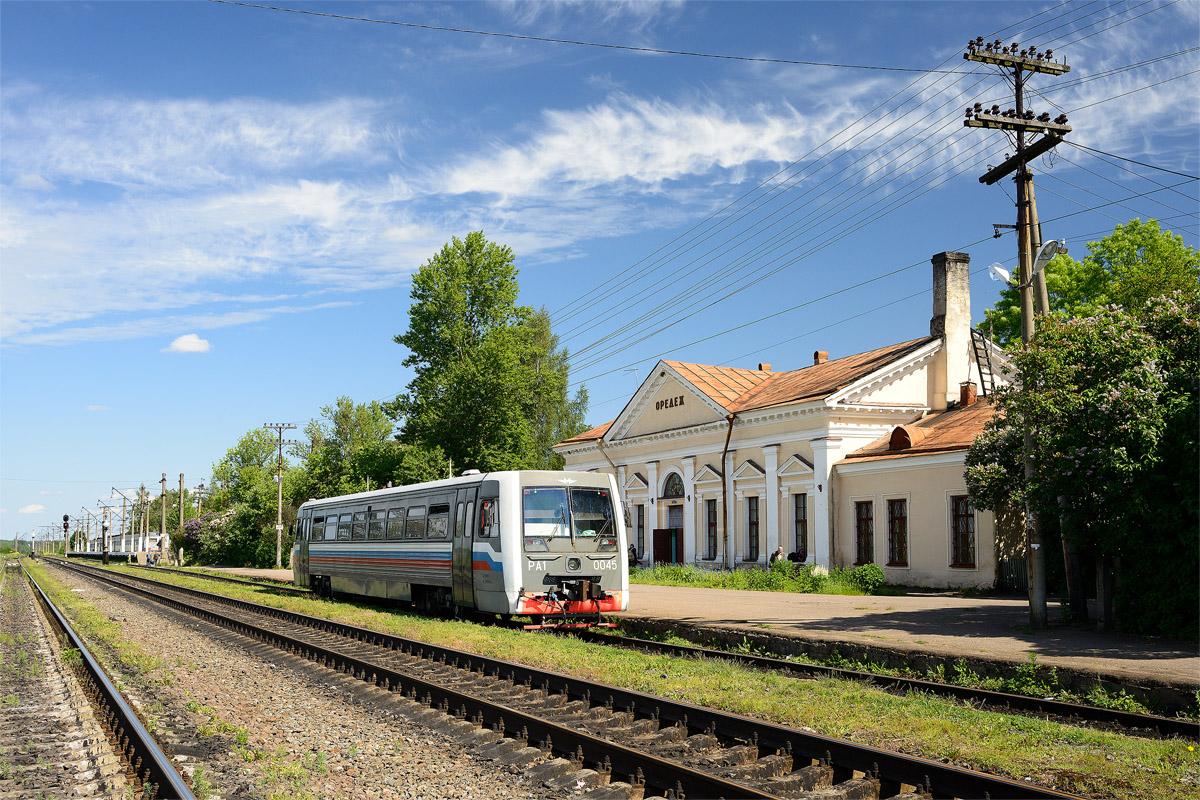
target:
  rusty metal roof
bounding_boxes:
[724,337,935,412]
[556,337,938,446]
[844,398,996,462]
[558,420,613,444]
[661,361,775,409]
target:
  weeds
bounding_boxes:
[629,561,894,595]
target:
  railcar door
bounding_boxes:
[296,513,311,588]
[452,486,477,608]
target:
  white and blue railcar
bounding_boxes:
[293,470,628,622]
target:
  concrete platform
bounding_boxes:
[617,584,1200,688]
[203,566,296,582]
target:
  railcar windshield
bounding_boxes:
[523,486,617,552]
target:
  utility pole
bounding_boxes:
[965,35,1071,629]
[178,473,185,566]
[160,473,168,561]
[263,422,296,569]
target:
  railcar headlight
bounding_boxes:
[567,557,581,571]
[524,537,549,552]
[597,537,617,551]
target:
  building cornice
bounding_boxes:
[835,450,966,475]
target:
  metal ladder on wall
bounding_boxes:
[970,328,996,396]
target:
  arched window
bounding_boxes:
[661,472,684,499]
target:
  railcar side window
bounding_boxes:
[368,510,386,540]
[337,514,352,541]
[427,504,450,540]
[324,516,338,541]
[455,502,465,538]
[465,502,475,541]
[351,511,367,540]
[386,508,405,539]
[405,506,427,539]
[479,499,498,538]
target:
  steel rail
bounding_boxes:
[52,557,1083,800]
[23,561,195,800]
[570,630,1200,740]
[66,553,311,595]
[50,559,769,799]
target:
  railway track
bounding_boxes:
[77,556,1197,739]
[3,560,193,800]
[65,556,310,596]
[50,557,1082,800]
[569,630,1200,740]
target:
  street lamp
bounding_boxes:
[986,239,1066,288]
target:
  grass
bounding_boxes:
[638,627,1173,717]
[629,562,898,595]
[100,561,1200,800]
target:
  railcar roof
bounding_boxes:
[297,469,613,510]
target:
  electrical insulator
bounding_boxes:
[974,102,983,112]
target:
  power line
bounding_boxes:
[557,5,1138,353]
[209,0,992,74]
[569,180,1197,389]
[547,0,1093,319]
[1063,141,1199,181]
[1068,67,1200,114]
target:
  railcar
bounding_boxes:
[292,470,628,625]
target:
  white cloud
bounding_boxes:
[1,95,384,190]
[85,404,109,412]
[38,489,63,496]
[164,333,211,353]
[18,503,45,514]
[440,95,836,198]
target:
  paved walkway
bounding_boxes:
[619,584,1200,687]
[205,566,296,582]
[208,567,1198,687]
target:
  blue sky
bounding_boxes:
[2,0,1197,540]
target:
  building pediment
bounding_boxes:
[606,363,728,441]
[827,338,940,407]
[779,453,814,477]
[732,459,765,480]
[694,463,723,483]
[624,472,648,491]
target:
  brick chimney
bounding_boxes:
[813,350,829,365]
[959,381,978,407]
[930,251,971,411]
[757,362,772,371]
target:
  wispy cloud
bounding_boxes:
[1,95,385,190]
[18,503,45,514]
[164,333,212,353]
[85,404,109,412]
[11,302,355,346]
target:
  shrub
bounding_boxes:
[847,563,886,594]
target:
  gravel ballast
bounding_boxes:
[44,563,556,800]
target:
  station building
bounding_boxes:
[553,251,1012,588]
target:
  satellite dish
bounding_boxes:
[988,262,1013,284]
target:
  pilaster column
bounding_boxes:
[682,457,696,564]
[764,445,780,558]
[646,461,659,533]
[810,436,844,569]
[616,464,627,511]
[723,450,736,568]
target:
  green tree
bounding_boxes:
[983,219,1199,345]
[200,428,300,566]
[295,396,450,500]
[966,294,1198,635]
[391,232,587,471]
